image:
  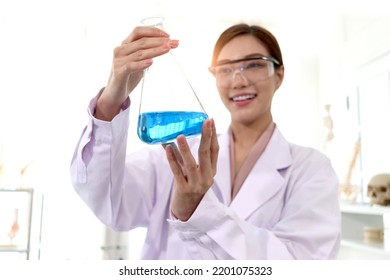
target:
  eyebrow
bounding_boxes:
[215,53,267,66]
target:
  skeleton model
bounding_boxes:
[339,138,361,203]
[322,104,334,156]
[367,173,390,206]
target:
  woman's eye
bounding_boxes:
[246,61,267,69]
[216,66,232,75]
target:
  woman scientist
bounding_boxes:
[70,22,341,259]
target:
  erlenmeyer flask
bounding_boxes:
[137,17,208,145]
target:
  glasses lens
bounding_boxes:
[212,57,275,87]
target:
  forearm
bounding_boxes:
[92,87,130,121]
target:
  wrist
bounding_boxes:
[95,88,127,121]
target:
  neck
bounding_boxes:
[230,116,273,146]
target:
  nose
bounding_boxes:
[231,69,248,87]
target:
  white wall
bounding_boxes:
[321,7,390,202]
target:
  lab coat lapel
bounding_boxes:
[229,128,292,220]
[213,132,232,205]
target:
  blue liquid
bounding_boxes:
[137,111,208,144]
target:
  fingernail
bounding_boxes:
[160,30,169,37]
[144,59,153,67]
[169,39,179,48]
[177,135,185,145]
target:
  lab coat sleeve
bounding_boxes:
[168,152,340,260]
[70,93,168,231]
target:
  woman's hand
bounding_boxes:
[164,119,219,221]
[95,26,179,121]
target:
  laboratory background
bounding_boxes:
[0,0,390,260]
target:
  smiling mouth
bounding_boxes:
[231,94,257,102]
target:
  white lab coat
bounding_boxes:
[70,96,341,260]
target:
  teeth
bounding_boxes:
[232,94,256,101]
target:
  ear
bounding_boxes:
[275,65,284,90]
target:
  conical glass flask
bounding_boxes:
[137,17,208,145]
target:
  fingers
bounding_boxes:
[210,119,219,176]
[164,144,187,186]
[176,135,198,185]
[163,142,184,167]
[108,26,179,99]
[122,26,169,44]
[198,119,213,176]
[165,119,218,189]
[115,37,179,61]
[117,26,179,60]
[112,26,179,81]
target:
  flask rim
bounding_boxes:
[140,17,165,29]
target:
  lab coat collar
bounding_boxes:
[214,126,293,220]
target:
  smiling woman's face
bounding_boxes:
[215,35,284,126]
